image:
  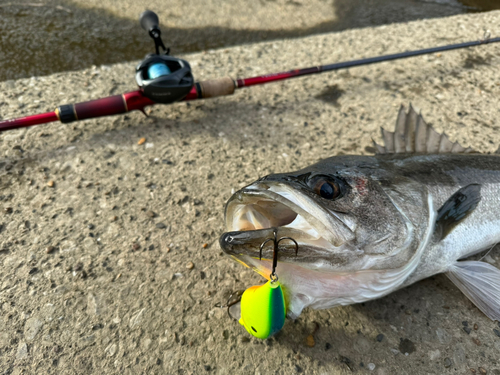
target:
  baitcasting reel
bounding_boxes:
[135,10,194,104]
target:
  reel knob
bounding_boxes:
[139,10,160,33]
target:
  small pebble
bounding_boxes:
[479,367,487,375]
[186,262,194,270]
[45,246,56,254]
[463,326,472,335]
[146,211,156,218]
[470,369,476,374]
[166,247,171,253]
[493,328,500,338]
[202,243,208,248]
[74,262,83,271]
[367,363,376,371]
[305,334,315,347]
[462,321,469,327]
[155,223,166,229]
[132,243,140,251]
[472,338,481,346]
[138,137,146,145]
[474,323,479,330]
[325,343,332,350]
[47,180,55,187]
[240,336,250,343]
[88,224,94,230]
[4,207,13,214]
[444,357,452,368]
[376,334,384,342]
[110,216,118,222]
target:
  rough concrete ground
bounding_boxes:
[0,0,486,82]
[1,6,500,375]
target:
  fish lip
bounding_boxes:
[222,181,355,264]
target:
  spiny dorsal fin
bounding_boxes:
[373,104,475,155]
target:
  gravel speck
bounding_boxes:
[479,367,487,375]
[376,334,384,342]
[305,334,315,347]
[146,210,156,218]
[367,363,376,371]
[472,338,481,346]
[493,329,500,338]
[155,222,166,229]
[4,207,13,214]
[47,180,55,187]
[444,357,452,368]
[45,246,56,254]
[138,137,146,145]
[463,326,472,334]
[16,342,28,359]
[186,262,194,270]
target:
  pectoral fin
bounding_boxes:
[434,184,481,241]
[447,261,500,321]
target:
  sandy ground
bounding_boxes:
[1,4,500,375]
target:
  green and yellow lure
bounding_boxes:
[238,279,286,339]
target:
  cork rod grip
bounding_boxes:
[198,77,235,98]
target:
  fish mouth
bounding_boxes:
[220,181,356,274]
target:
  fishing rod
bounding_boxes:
[0,10,499,133]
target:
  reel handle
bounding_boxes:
[140,10,160,33]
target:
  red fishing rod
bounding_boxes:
[1,11,499,133]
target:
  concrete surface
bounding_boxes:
[0,0,487,82]
[1,4,500,375]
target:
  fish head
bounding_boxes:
[220,155,430,315]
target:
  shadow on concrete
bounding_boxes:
[0,0,493,82]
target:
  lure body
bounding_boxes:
[239,280,286,339]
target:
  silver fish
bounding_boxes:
[220,105,500,319]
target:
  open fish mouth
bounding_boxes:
[220,181,356,271]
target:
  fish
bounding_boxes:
[219,104,500,320]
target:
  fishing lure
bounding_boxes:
[234,230,298,339]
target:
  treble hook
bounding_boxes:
[259,228,299,282]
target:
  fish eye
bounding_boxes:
[311,178,342,200]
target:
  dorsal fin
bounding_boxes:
[373,104,475,155]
